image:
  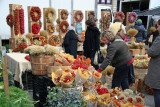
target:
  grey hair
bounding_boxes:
[101,30,115,41]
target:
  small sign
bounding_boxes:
[76,23,82,35]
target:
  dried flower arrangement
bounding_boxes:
[24,44,59,56]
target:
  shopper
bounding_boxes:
[145,19,160,107]
[97,30,134,90]
[132,19,147,43]
[109,18,126,40]
[83,19,100,70]
[63,26,78,58]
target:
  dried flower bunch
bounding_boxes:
[44,44,59,55]
[40,30,48,38]
[24,44,59,56]
[26,33,32,39]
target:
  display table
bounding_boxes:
[6,53,31,88]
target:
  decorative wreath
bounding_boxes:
[47,24,55,33]
[128,12,137,23]
[115,12,125,22]
[6,14,14,27]
[32,23,41,34]
[45,7,56,23]
[74,11,83,22]
[60,21,69,33]
[88,11,95,19]
[14,9,19,35]
[49,35,60,46]
[19,8,25,34]
[30,7,41,21]
[61,9,69,20]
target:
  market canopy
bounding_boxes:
[138,6,160,16]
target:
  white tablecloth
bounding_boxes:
[7,53,31,88]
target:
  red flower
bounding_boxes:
[32,23,40,34]
[19,8,25,34]
[63,76,72,83]
[128,98,133,103]
[14,9,19,35]
[30,7,41,21]
[6,14,14,26]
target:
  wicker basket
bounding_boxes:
[30,54,55,75]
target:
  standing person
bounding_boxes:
[63,26,78,58]
[97,30,134,90]
[83,19,100,70]
[132,19,147,43]
[145,19,160,107]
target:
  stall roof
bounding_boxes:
[138,6,160,16]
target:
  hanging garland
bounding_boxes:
[115,12,125,22]
[19,8,25,34]
[49,35,60,46]
[14,9,19,35]
[61,9,69,20]
[74,11,83,22]
[60,21,69,33]
[30,7,41,21]
[32,23,41,34]
[128,12,137,23]
[47,24,55,33]
[45,7,56,23]
[6,14,14,27]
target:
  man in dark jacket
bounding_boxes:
[83,19,100,70]
[133,19,147,43]
[63,26,78,58]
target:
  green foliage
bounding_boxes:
[0,84,35,107]
[46,87,86,107]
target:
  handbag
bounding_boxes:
[148,34,153,43]
[98,50,104,63]
[94,51,98,65]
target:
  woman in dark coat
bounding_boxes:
[63,26,78,58]
[83,19,100,70]
[145,19,160,107]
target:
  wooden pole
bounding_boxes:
[2,49,9,97]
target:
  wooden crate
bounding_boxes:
[9,38,16,49]
[129,48,145,56]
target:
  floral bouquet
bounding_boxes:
[60,73,74,88]
[52,72,61,86]
[92,70,102,83]
[75,68,89,86]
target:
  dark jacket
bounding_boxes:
[63,30,78,58]
[145,36,160,89]
[146,30,159,46]
[83,26,100,58]
[99,36,132,71]
[133,23,147,43]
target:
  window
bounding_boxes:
[97,0,112,4]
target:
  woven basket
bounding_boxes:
[30,54,55,75]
